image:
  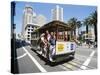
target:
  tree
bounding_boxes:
[89,11,97,42]
[83,17,91,38]
[83,10,97,43]
[76,21,82,39]
[67,17,82,39]
[67,18,77,39]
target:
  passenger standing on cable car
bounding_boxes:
[49,32,56,61]
[45,30,51,58]
[40,33,47,56]
[64,35,67,41]
[45,30,51,42]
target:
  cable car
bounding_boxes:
[31,21,76,62]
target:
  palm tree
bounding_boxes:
[76,21,82,39]
[83,17,91,38]
[83,10,97,44]
[67,18,77,39]
[89,11,97,42]
[83,11,97,45]
[67,18,82,40]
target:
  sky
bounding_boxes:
[14,1,97,34]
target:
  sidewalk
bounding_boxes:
[77,45,97,50]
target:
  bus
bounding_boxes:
[31,21,76,62]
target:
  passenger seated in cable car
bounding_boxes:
[64,35,67,41]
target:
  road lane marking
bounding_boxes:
[80,50,95,70]
[59,65,70,71]
[22,47,47,72]
[68,61,80,67]
[63,61,82,70]
[90,50,95,57]
[17,53,27,59]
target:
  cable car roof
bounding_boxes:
[38,20,73,31]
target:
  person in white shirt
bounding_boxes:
[49,32,56,61]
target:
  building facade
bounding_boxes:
[51,5,63,21]
[87,26,95,41]
[21,5,39,43]
[24,24,39,43]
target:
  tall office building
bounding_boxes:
[51,5,63,21]
[21,5,39,43]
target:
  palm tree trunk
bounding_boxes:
[86,25,88,38]
[86,25,88,44]
[78,28,79,40]
[71,31,73,40]
[74,29,76,39]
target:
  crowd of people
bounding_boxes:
[86,39,97,48]
[39,30,56,61]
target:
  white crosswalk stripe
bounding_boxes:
[22,47,47,72]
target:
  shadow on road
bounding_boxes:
[31,48,74,67]
[49,58,74,67]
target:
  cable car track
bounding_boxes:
[71,58,95,69]
[60,58,95,71]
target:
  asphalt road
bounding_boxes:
[12,40,97,74]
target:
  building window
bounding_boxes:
[27,35,30,37]
[27,38,30,40]
[32,26,33,28]
[28,29,30,31]
[28,32,30,34]
[31,29,33,31]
